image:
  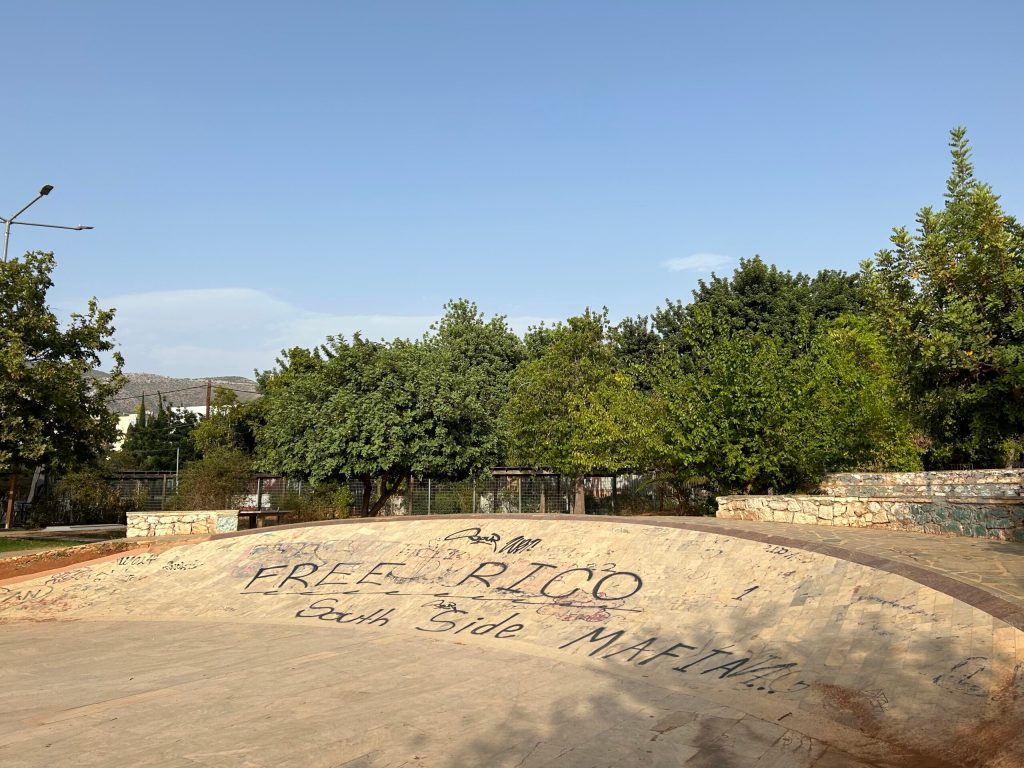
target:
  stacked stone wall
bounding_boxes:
[716,495,1024,540]
[126,510,238,538]
[819,469,1024,498]
[717,469,1024,540]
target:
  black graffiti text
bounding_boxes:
[242,559,643,607]
[416,607,525,639]
[558,627,808,695]
[295,599,394,627]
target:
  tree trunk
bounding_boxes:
[573,476,586,515]
[359,476,372,517]
[368,473,405,516]
[4,472,16,530]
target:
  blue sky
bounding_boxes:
[5,2,1023,377]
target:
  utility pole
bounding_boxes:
[205,380,212,418]
[4,473,16,529]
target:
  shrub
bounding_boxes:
[29,467,141,527]
[278,483,351,522]
[169,447,251,510]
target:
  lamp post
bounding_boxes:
[1,184,93,261]
[1,185,93,528]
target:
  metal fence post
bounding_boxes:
[427,478,431,515]
[472,479,476,513]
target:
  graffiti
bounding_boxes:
[862,688,890,712]
[231,541,334,579]
[240,558,644,609]
[415,606,525,639]
[408,546,465,562]
[459,561,643,602]
[732,586,759,601]
[537,603,610,623]
[853,594,935,620]
[45,569,89,585]
[444,527,502,551]
[0,585,54,604]
[763,545,814,564]
[933,657,988,698]
[498,535,542,555]
[243,561,399,592]
[422,599,459,611]
[162,559,202,572]
[558,627,808,695]
[117,554,158,567]
[249,541,325,560]
[443,528,544,556]
[778,733,816,756]
[295,599,394,627]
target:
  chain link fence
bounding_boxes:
[107,470,712,517]
[8,469,713,528]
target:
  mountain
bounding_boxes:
[107,373,260,415]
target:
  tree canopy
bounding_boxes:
[650,313,920,494]
[502,310,657,510]
[0,252,123,476]
[653,257,863,356]
[256,300,522,515]
[114,398,200,471]
[864,127,1024,467]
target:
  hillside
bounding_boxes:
[108,373,260,415]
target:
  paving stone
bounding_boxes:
[1,515,1022,767]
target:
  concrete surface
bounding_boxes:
[1,515,1022,767]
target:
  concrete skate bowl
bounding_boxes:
[1,516,1021,768]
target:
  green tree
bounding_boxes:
[795,317,921,479]
[0,251,123,523]
[170,446,251,510]
[257,300,522,516]
[166,386,259,511]
[191,386,258,455]
[649,256,864,360]
[653,327,802,494]
[417,299,525,474]
[502,310,657,512]
[652,315,919,494]
[115,398,200,471]
[864,128,1024,466]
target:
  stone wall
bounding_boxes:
[820,469,1024,498]
[717,494,1024,540]
[127,510,238,538]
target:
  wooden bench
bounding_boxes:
[236,509,288,529]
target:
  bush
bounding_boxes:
[29,467,142,527]
[277,483,351,522]
[169,447,251,510]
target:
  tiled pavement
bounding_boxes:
[2,514,1022,767]
[5,513,1020,625]
[630,515,1024,628]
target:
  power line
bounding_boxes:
[108,384,205,402]
[108,384,260,403]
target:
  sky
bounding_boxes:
[4,1,1023,377]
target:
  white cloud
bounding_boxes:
[662,253,731,272]
[96,287,552,378]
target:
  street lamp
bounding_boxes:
[1,184,94,261]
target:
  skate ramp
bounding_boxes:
[1,516,1021,767]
